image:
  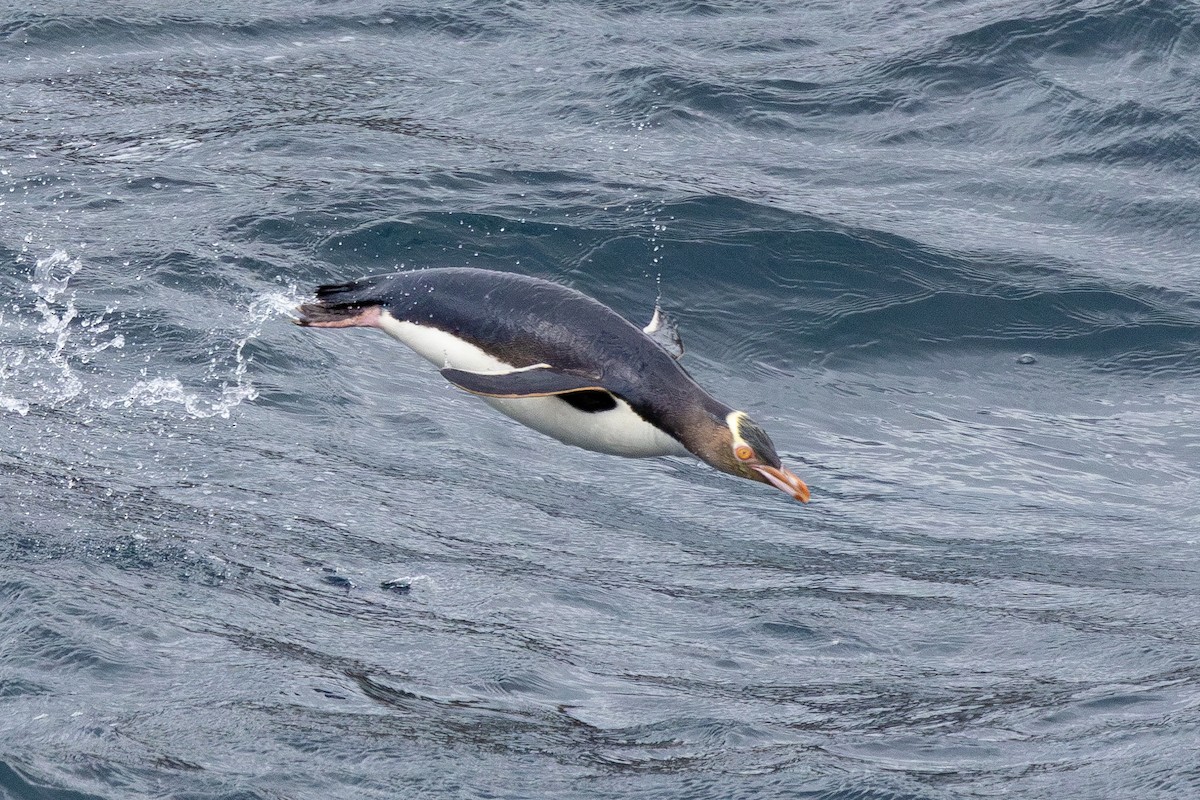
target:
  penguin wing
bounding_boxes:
[440,365,617,400]
[643,306,684,360]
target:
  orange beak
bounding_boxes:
[752,464,811,503]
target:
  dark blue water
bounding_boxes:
[2,2,1198,798]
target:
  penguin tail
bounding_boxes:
[294,279,384,329]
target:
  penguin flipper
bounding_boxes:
[643,305,684,360]
[440,365,614,399]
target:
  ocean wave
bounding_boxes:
[281,195,1200,373]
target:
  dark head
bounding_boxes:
[687,410,810,503]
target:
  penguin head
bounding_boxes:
[704,410,810,502]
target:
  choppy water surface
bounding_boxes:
[2,1,1199,798]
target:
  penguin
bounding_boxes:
[295,268,809,503]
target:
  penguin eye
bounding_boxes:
[734,444,754,461]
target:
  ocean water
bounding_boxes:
[2,1,1198,798]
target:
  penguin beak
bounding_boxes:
[752,465,811,503]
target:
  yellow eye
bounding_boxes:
[735,444,754,461]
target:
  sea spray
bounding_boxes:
[1,250,299,419]
[105,289,299,419]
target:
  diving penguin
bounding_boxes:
[295,268,810,502]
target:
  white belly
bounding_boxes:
[375,312,688,458]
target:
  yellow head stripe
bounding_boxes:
[725,411,750,446]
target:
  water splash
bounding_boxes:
[0,344,30,416]
[103,290,299,419]
[0,392,29,416]
[1,250,298,420]
[0,250,116,414]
